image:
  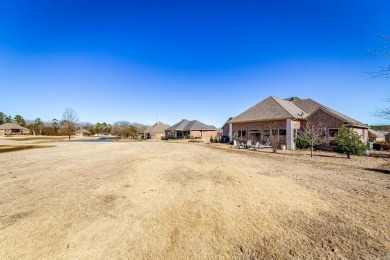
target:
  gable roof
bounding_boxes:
[166,119,190,131]
[307,105,367,128]
[377,130,389,135]
[0,123,30,131]
[368,129,385,138]
[229,96,307,123]
[221,117,233,128]
[143,121,170,134]
[286,97,322,114]
[166,119,217,131]
[76,129,91,134]
[229,96,367,128]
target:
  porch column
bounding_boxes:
[286,119,295,150]
[229,123,233,142]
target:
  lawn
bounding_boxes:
[0,140,389,258]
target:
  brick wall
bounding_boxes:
[305,110,344,129]
[222,124,229,137]
[189,130,217,140]
[306,109,368,144]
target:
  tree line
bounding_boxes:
[0,108,147,139]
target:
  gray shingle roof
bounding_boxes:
[230,96,367,128]
[76,129,91,134]
[166,119,190,131]
[309,106,367,127]
[292,99,367,127]
[368,129,385,138]
[229,96,307,123]
[0,123,30,131]
[166,119,217,131]
[286,97,322,114]
[143,121,169,134]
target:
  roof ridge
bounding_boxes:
[272,96,300,118]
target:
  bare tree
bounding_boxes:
[271,129,278,153]
[113,121,132,139]
[368,35,390,79]
[374,97,390,121]
[296,120,325,157]
[61,108,79,141]
[369,35,390,121]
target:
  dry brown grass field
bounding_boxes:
[0,137,389,259]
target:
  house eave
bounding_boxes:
[229,117,304,124]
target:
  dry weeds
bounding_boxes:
[0,140,389,259]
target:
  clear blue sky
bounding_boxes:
[1,0,389,127]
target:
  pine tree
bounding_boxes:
[334,125,366,159]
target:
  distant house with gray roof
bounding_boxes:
[165,119,217,140]
[75,129,92,136]
[368,129,385,142]
[140,121,170,139]
[227,96,368,150]
[0,123,30,136]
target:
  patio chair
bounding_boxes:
[259,141,272,149]
[233,140,243,149]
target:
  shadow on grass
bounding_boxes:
[312,154,348,159]
[9,137,67,142]
[0,145,54,153]
[363,168,390,175]
[369,153,390,158]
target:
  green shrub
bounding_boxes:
[295,137,310,149]
[334,125,367,158]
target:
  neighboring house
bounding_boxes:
[227,96,368,150]
[141,121,169,139]
[165,119,217,140]
[95,131,111,136]
[0,123,30,136]
[368,129,385,142]
[75,129,92,136]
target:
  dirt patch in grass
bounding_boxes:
[0,145,55,153]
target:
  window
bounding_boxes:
[329,129,338,138]
[271,129,278,142]
[241,130,247,140]
[279,129,286,142]
[264,130,270,142]
[249,131,262,143]
[233,130,239,139]
[294,129,298,139]
[233,130,247,140]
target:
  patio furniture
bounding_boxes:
[233,140,243,149]
[245,140,252,149]
[259,141,272,149]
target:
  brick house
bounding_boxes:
[227,96,368,150]
[165,119,217,140]
[0,123,30,136]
